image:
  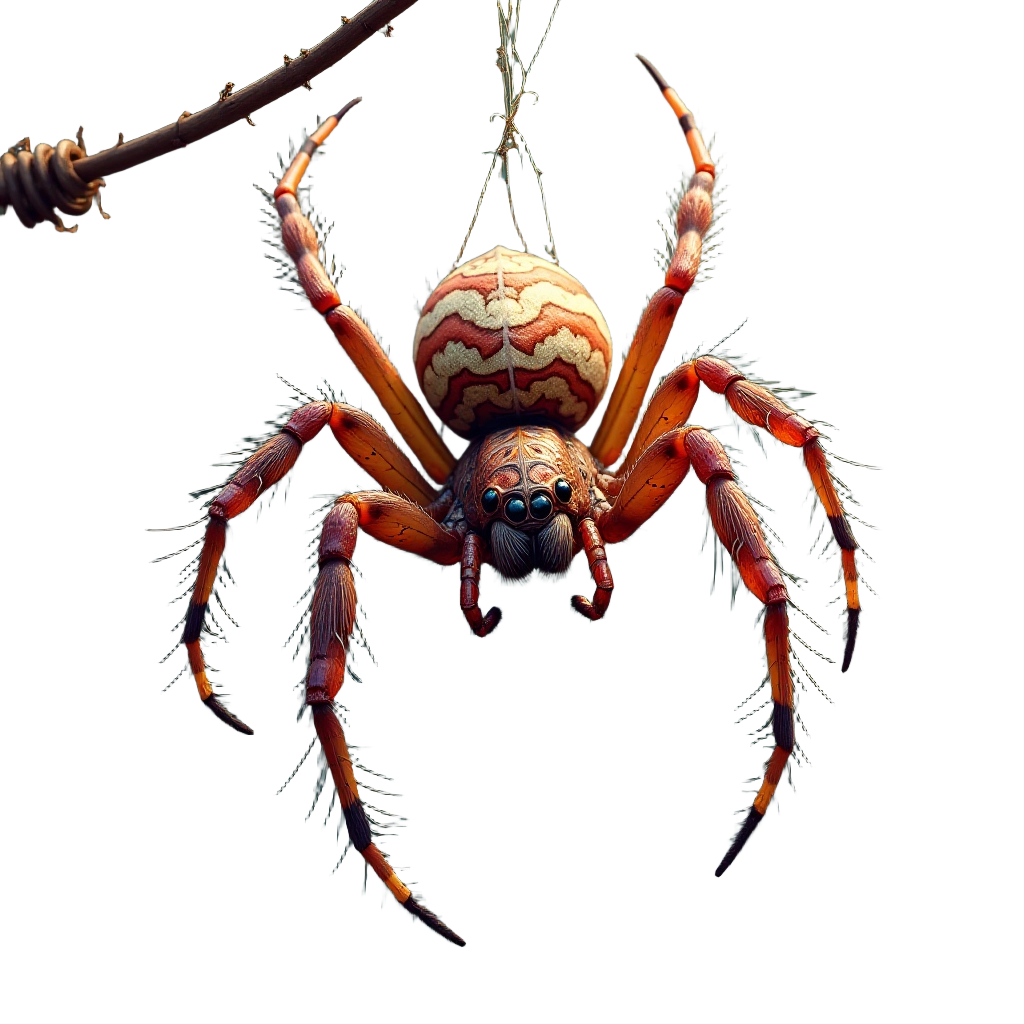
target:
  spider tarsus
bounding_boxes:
[403,896,466,947]
[570,594,602,620]
[330,96,362,123]
[635,53,670,92]
[714,807,764,877]
[203,693,254,735]
[841,608,860,673]
[474,607,502,637]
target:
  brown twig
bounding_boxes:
[72,0,417,182]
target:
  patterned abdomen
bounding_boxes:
[414,246,611,438]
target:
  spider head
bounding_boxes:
[483,482,576,579]
[466,427,587,580]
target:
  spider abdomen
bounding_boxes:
[414,246,612,438]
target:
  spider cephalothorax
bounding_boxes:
[175,58,863,947]
[456,424,595,579]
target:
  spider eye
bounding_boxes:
[529,493,552,519]
[481,488,499,514]
[505,496,528,523]
[554,479,572,503]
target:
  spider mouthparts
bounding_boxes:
[203,693,254,735]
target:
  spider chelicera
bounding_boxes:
[177,57,861,946]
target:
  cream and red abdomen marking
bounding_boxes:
[414,246,612,438]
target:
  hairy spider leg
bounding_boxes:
[181,401,439,732]
[460,533,502,637]
[598,426,795,875]
[273,103,456,485]
[308,496,463,945]
[589,57,715,467]
[612,354,862,670]
[692,356,861,670]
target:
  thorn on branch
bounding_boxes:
[295,46,313,88]
[97,131,126,152]
[340,14,392,36]
[216,82,253,124]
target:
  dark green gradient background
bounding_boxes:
[2,0,1024,999]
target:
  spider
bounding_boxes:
[177,57,861,947]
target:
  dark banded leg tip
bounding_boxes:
[636,53,670,92]
[331,96,363,123]
[404,896,466,947]
[841,607,860,673]
[714,807,764,877]
[203,694,254,735]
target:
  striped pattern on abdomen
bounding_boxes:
[414,246,612,437]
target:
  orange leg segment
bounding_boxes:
[695,356,862,670]
[344,491,461,563]
[329,405,437,506]
[589,59,715,467]
[274,103,456,485]
[616,361,700,480]
[600,428,693,544]
[305,498,465,945]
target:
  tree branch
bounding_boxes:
[74,0,419,182]
[1,0,420,230]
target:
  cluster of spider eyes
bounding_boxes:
[481,478,573,522]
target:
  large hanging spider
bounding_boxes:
[177,57,861,946]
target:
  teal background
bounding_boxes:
[2,0,1024,991]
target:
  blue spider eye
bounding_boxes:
[554,479,572,503]
[481,488,499,514]
[505,496,527,523]
[529,493,552,519]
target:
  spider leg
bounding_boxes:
[616,361,700,480]
[589,59,715,466]
[460,533,501,637]
[341,491,461,562]
[274,105,456,485]
[694,356,861,670]
[569,518,614,620]
[181,402,441,731]
[307,497,464,945]
[329,404,437,506]
[599,429,694,544]
[598,427,794,875]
